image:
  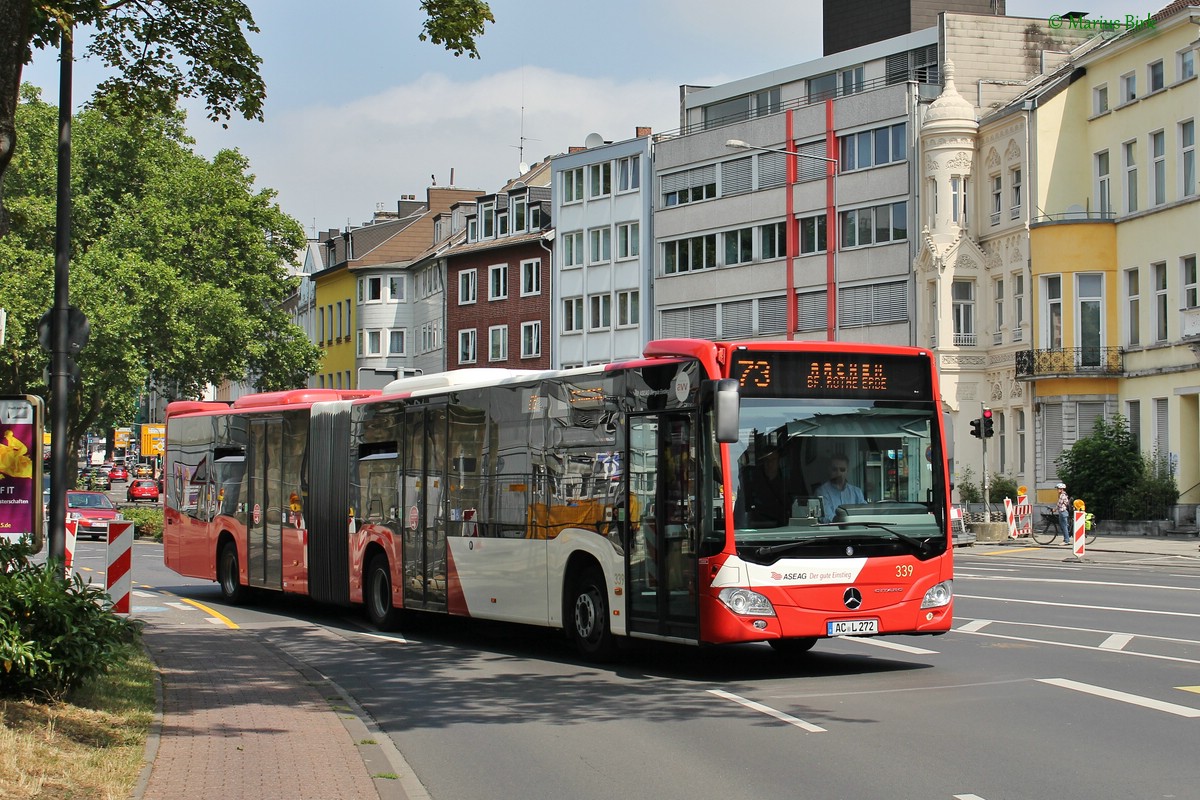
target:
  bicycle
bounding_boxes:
[1032,507,1096,545]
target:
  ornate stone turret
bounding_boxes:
[921,61,979,243]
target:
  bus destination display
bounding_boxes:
[731,352,931,399]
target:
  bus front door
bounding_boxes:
[246,418,283,591]
[402,406,448,611]
[626,413,699,642]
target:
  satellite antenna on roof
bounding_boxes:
[518,164,529,175]
[584,132,604,149]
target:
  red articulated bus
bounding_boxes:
[163,339,953,659]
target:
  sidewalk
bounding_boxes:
[982,531,1200,560]
[133,618,410,800]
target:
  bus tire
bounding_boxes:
[568,566,618,661]
[365,554,400,631]
[217,542,247,605]
[768,637,818,656]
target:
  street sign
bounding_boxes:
[37,306,90,353]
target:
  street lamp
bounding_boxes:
[725,138,839,341]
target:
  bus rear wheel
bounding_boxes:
[568,566,618,661]
[365,554,400,631]
[217,542,247,605]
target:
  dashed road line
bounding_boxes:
[1039,678,1200,718]
[843,637,938,655]
[707,688,827,732]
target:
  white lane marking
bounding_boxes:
[165,602,194,611]
[354,630,410,644]
[133,590,157,598]
[958,629,1200,665]
[1039,678,1200,718]
[957,619,992,632]
[708,689,827,732]
[1100,633,1134,650]
[962,575,1200,594]
[954,795,989,800]
[843,637,938,655]
[956,593,1200,620]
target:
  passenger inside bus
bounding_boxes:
[737,446,791,527]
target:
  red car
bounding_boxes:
[126,478,160,503]
[65,490,120,541]
[107,464,129,482]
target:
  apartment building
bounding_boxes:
[551,130,654,368]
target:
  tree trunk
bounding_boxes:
[0,0,34,237]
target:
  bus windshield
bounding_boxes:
[727,397,945,555]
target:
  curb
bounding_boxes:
[130,626,163,800]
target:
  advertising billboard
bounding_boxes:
[0,395,44,546]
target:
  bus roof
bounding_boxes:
[231,389,379,409]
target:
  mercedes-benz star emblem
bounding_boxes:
[843,588,863,610]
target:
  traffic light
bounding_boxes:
[969,417,982,438]
[982,407,994,438]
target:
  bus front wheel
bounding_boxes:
[568,566,618,661]
[217,542,247,605]
[365,554,400,631]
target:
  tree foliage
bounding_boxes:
[0,86,322,449]
[0,0,494,234]
[1057,414,1177,519]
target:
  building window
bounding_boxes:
[1127,400,1141,449]
[563,297,584,333]
[480,201,495,238]
[588,162,611,198]
[1016,410,1026,473]
[563,168,584,203]
[952,280,975,346]
[1148,59,1164,93]
[562,231,583,268]
[994,278,1005,338]
[617,290,639,327]
[520,321,541,358]
[1093,84,1108,115]
[1179,47,1196,81]
[838,122,906,171]
[760,221,786,260]
[1077,273,1104,367]
[662,234,718,274]
[1120,71,1137,103]
[589,293,611,330]
[840,65,864,94]
[520,258,540,296]
[1182,119,1196,198]
[359,276,383,303]
[488,325,507,361]
[1014,273,1025,334]
[388,329,406,356]
[588,227,611,263]
[1183,255,1198,309]
[808,72,837,102]
[1126,268,1141,346]
[467,217,478,242]
[662,165,717,206]
[990,174,1002,225]
[459,269,477,305]
[388,275,406,302]
[1154,261,1167,342]
[512,195,527,232]
[617,222,639,259]
[1096,151,1111,215]
[1154,397,1169,461]
[1123,140,1138,213]
[617,155,640,191]
[724,227,754,265]
[1010,168,1022,219]
[458,329,476,364]
[318,306,326,343]
[838,281,908,327]
[839,201,907,249]
[362,329,380,356]
[1151,130,1166,206]
[488,264,508,301]
[798,214,826,254]
[1046,275,1063,349]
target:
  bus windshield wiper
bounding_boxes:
[819,521,932,553]
[752,534,858,556]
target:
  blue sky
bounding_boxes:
[20,0,1143,237]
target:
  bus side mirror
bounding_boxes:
[713,379,740,443]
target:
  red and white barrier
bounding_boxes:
[1004,497,1017,537]
[64,521,77,570]
[1071,510,1086,558]
[106,520,135,614]
[1015,496,1033,538]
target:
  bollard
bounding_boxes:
[1072,510,1086,558]
[64,521,77,570]
[1005,497,1017,538]
[106,520,135,614]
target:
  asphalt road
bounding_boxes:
[69,540,1200,800]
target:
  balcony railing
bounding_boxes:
[1015,347,1123,377]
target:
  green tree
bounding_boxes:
[0,87,322,449]
[1057,414,1151,519]
[0,0,494,235]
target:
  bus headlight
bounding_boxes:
[921,580,953,609]
[718,588,776,617]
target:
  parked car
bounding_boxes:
[107,464,128,483]
[65,490,120,540]
[126,478,160,503]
